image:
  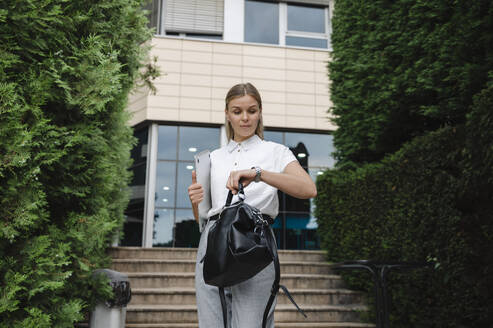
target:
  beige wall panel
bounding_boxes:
[159,60,182,73]
[315,50,330,61]
[153,48,182,61]
[286,70,315,83]
[148,95,180,108]
[180,97,211,111]
[128,87,147,104]
[315,82,329,95]
[157,72,181,84]
[212,76,242,88]
[248,79,285,93]
[316,117,337,131]
[213,64,242,77]
[211,110,226,124]
[212,99,225,111]
[315,72,329,83]
[285,115,316,128]
[152,37,182,50]
[213,53,242,66]
[129,109,147,126]
[243,56,285,69]
[286,81,315,94]
[128,96,148,111]
[286,58,315,72]
[286,104,316,116]
[315,105,330,117]
[180,85,211,99]
[263,102,285,115]
[286,92,315,106]
[286,48,314,60]
[181,62,213,75]
[314,59,328,72]
[261,90,285,104]
[181,73,212,87]
[263,114,286,127]
[182,51,213,64]
[316,95,332,108]
[213,42,243,54]
[243,67,285,81]
[182,40,213,52]
[147,107,180,121]
[212,87,229,100]
[129,37,334,131]
[180,109,211,122]
[243,45,285,58]
[155,84,180,97]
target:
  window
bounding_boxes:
[244,0,279,44]
[264,130,335,249]
[244,0,331,49]
[163,0,224,40]
[153,125,221,247]
[286,3,328,48]
[122,128,149,246]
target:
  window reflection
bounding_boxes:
[176,162,195,208]
[123,127,148,246]
[288,4,325,33]
[244,0,279,44]
[131,128,148,164]
[263,131,283,144]
[154,124,220,247]
[155,161,176,208]
[175,209,200,248]
[285,132,334,167]
[153,209,174,247]
[264,129,334,250]
[286,36,328,49]
[178,126,220,161]
[158,126,178,160]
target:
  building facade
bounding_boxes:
[122,0,336,249]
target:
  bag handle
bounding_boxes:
[225,182,245,206]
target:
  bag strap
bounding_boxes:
[262,225,307,328]
[219,287,228,328]
[225,182,245,206]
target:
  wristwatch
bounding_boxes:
[251,166,262,183]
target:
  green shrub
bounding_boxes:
[0,0,154,326]
[316,116,493,326]
[329,0,493,167]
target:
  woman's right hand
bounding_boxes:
[188,170,204,206]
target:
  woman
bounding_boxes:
[188,83,317,328]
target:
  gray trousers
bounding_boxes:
[195,220,276,328]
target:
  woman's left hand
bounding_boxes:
[226,169,256,194]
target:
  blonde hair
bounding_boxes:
[224,83,264,141]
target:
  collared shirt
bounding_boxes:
[206,134,297,221]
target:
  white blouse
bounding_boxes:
[206,134,297,221]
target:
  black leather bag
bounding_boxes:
[202,183,306,328]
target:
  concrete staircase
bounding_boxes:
[109,247,374,328]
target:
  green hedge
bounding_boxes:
[315,82,493,326]
[329,0,493,167]
[0,1,154,326]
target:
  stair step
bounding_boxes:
[108,247,370,327]
[127,273,345,290]
[109,247,327,262]
[112,259,334,275]
[126,304,367,323]
[125,323,374,328]
[130,288,364,306]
